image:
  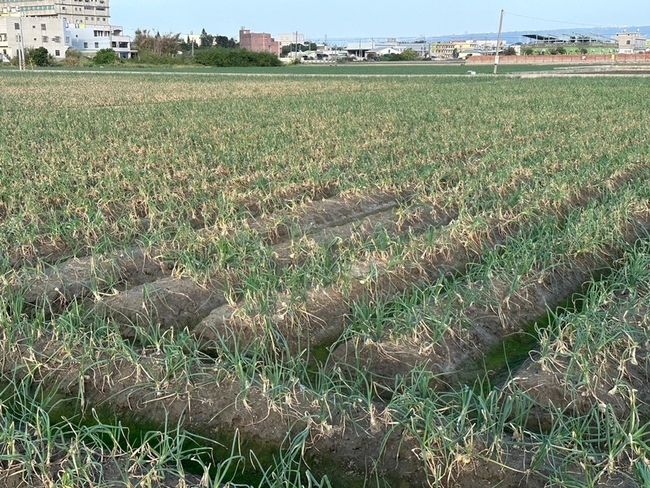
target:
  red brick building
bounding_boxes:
[239,27,281,57]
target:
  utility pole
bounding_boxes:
[493,9,504,75]
[17,8,27,71]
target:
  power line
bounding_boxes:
[504,11,608,28]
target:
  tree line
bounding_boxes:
[132,28,281,67]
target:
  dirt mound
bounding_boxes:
[16,247,168,312]
[95,276,228,336]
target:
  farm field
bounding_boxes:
[0,61,573,76]
[0,71,649,487]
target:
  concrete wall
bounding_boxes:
[467,53,650,65]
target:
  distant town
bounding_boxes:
[1,0,649,65]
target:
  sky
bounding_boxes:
[110,1,650,42]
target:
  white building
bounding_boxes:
[0,0,110,27]
[186,34,202,46]
[0,0,132,61]
[0,15,133,60]
[345,40,432,59]
[0,15,67,60]
[66,24,134,58]
[278,32,305,47]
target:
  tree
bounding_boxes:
[401,48,418,61]
[199,28,214,48]
[214,35,237,49]
[65,48,84,66]
[133,29,181,56]
[27,47,52,67]
[179,36,198,53]
[503,46,517,56]
[93,48,118,65]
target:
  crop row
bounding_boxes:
[2,73,649,267]
[2,72,650,487]
[1,167,648,487]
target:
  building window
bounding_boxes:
[14,23,20,30]
[84,42,88,48]
[55,50,60,56]
[94,42,99,48]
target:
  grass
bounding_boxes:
[0,70,649,487]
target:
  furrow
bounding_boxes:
[330,207,650,394]
[0,345,429,487]
[193,212,509,354]
[10,190,407,315]
[15,248,168,312]
[194,176,648,363]
[95,198,449,338]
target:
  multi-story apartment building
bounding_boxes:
[0,15,68,60]
[0,0,134,61]
[0,0,110,26]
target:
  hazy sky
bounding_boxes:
[110,1,650,41]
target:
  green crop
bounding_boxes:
[0,70,649,487]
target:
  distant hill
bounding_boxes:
[432,26,650,44]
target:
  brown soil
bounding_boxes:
[15,247,169,313]
[94,276,228,336]
[1,336,426,486]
